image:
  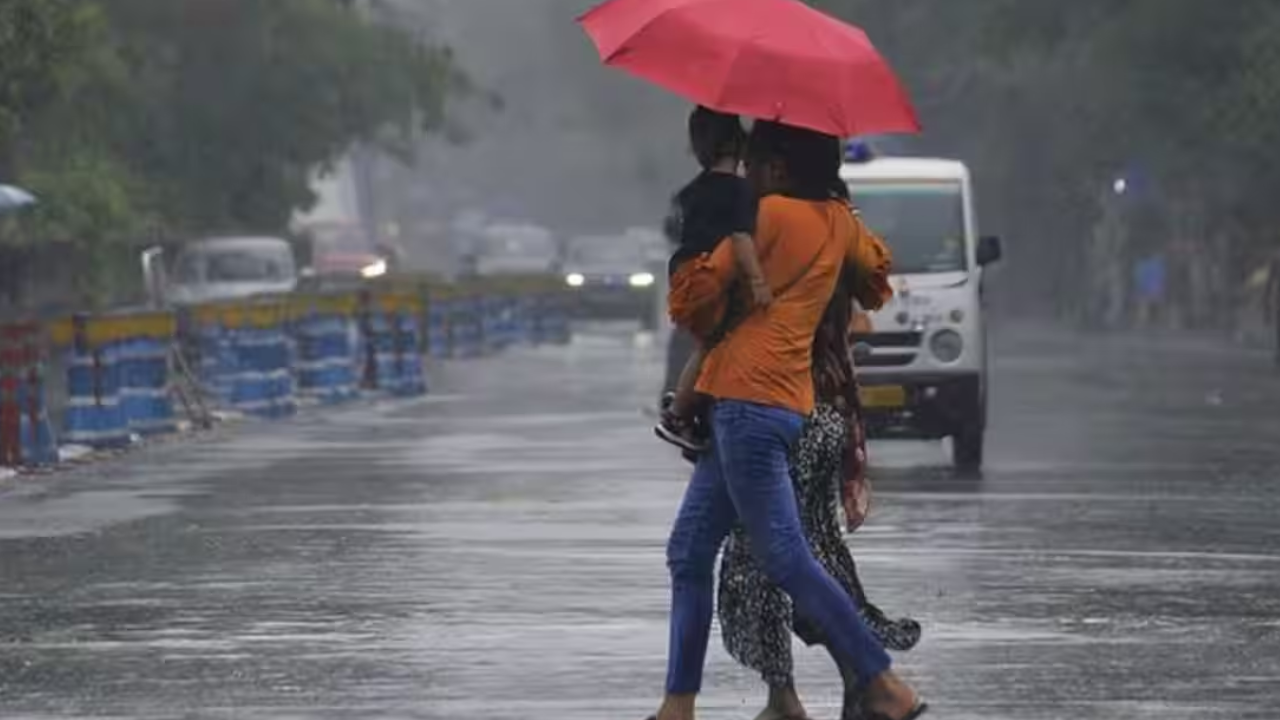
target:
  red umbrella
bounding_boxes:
[578,0,920,138]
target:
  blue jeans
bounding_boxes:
[664,400,892,694]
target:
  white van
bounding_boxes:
[148,236,299,307]
[842,149,1002,469]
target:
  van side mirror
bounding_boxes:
[977,235,1002,266]
[140,246,167,308]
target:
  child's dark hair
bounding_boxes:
[747,120,847,202]
[689,106,747,169]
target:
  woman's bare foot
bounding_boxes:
[861,671,921,719]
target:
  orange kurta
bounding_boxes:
[689,195,891,415]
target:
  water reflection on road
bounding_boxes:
[0,322,1278,719]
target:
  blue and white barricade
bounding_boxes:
[427,298,453,359]
[294,314,358,404]
[63,342,130,449]
[117,337,177,435]
[539,293,571,345]
[391,311,427,396]
[516,295,539,345]
[194,325,238,409]
[481,295,508,352]
[190,303,296,419]
[226,326,296,419]
[363,307,427,397]
[452,296,484,358]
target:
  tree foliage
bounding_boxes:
[1,0,464,308]
[811,0,1280,321]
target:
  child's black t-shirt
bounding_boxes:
[664,171,758,278]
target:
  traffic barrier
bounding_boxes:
[538,292,572,345]
[0,322,57,467]
[291,294,359,405]
[115,314,178,436]
[516,294,539,345]
[498,295,524,349]
[426,295,453,359]
[16,273,571,470]
[451,294,485,359]
[359,291,427,397]
[190,302,296,418]
[57,316,131,449]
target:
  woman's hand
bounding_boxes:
[844,460,872,532]
[842,416,873,532]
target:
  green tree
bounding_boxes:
[0,0,104,175]
[3,0,465,309]
[810,0,1280,322]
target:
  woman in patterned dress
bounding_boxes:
[717,271,921,720]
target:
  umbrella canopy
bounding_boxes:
[578,0,920,138]
[0,184,36,213]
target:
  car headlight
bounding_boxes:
[565,272,585,287]
[360,259,388,279]
[929,329,964,363]
[629,272,655,288]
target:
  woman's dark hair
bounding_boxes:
[747,120,847,202]
[812,266,858,409]
[689,106,746,169]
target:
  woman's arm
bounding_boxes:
[667,202,777,334]
[844,214,894,312]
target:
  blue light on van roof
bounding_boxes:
[845,140,876,163]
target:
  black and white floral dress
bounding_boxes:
[717,403,921,690]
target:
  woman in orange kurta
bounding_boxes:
[649,122,927,720]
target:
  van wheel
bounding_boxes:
[952,424,984,471]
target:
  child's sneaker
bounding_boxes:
[655,415,708,453]
[655,392,708,453]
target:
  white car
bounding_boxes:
[843,151,1002,470]
[562,236,662,329]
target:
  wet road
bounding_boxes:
[2,324,1279,719]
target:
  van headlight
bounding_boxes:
[929,329,964,363]
[629,272,655,288]
[565,272,585,287]
[361,259,388,279]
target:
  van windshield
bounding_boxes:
[174,245,295,284]
[848,182,967,274]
